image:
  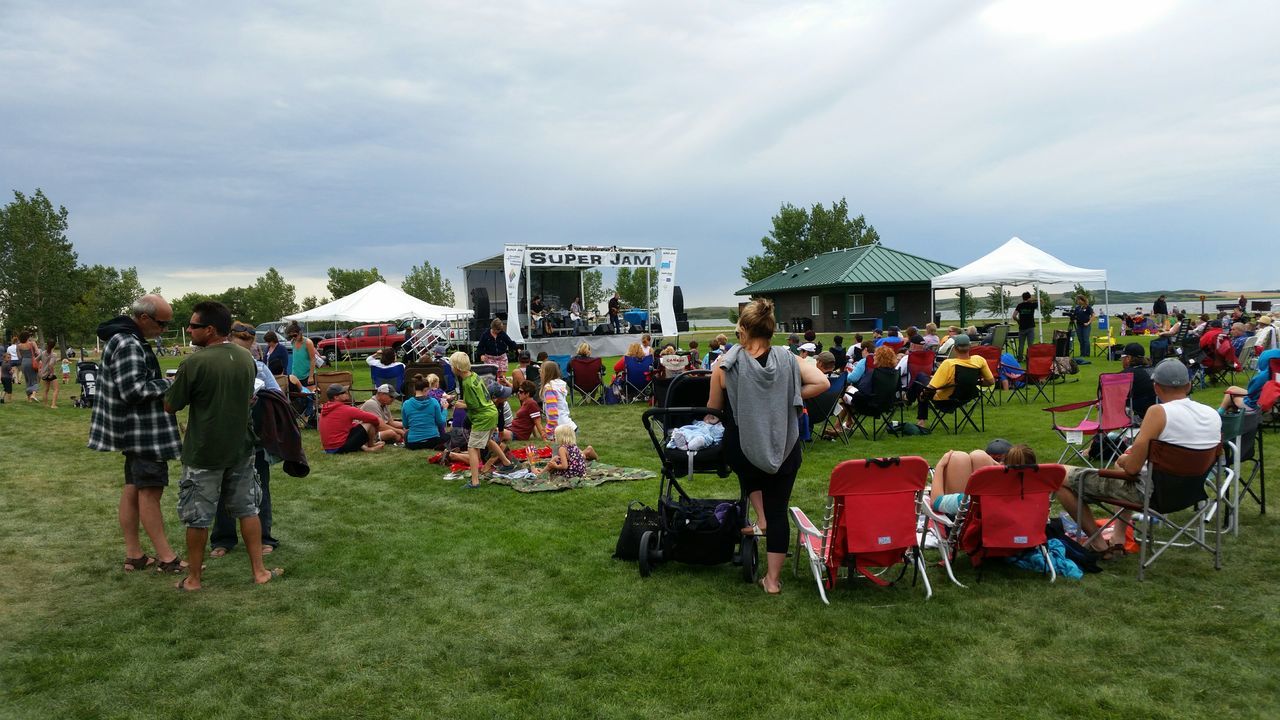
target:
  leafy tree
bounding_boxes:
[217,287,251,320]
[401,260,455,306]
[300,295,327,311]
[741,198,879,284]
[326,267,384,299]
[959,289,979,324]
[1038,289,1055,320]
[1068,283,1095,306]
[244,267,298,323]
[582,269,605,315]
[169,291,208,329]
[63,265,145,344]
[0,189,79,338]
[983,285,1013,318]
[727,308,739,324]
[614,267,656,309]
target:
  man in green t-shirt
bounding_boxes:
[165,301,282,591]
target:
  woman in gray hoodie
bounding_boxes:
[707,298,830,594]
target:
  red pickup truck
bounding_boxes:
[317,323,407,362]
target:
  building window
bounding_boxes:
[847,294,865,315]
[810,296,820,315]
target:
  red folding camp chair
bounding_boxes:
[789,456,934,604]
[923,464,1067,584]
[1045,372,1136,468]
[906,349,935,381]
[1010,343,1058,403]
[969,345,1003,406]
[568,356,605,405]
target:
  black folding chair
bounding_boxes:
[847,367,901,440]
[923,365,985,435]
[805,373,847,444]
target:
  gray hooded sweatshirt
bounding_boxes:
[719,344,803,474]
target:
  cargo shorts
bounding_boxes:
[1065,466,1145,505]
[177,455,261,528]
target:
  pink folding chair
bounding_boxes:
[789,456,934,603]
[1045,372,1137,468]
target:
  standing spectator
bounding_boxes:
[1152,294,1169,330]
[38,340,59,408]
[210,322,282,558]
[608,291,623,334]
[1012,291,1038,360]
[16,331,39,401]
[0,346,11,403]
[165,299,277,586]
[286,323,318,388]
[360,384,407,445]
[88,294,186,573]
[1069,294,1095,356]
[166,301,281,590]
[451,351,516,488]
[707,298,830,595]
[319,385,385,453]
[1238,294,1248,312]
[477,318,517,374]
[263,330,289,375]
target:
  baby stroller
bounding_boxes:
[638,370,758,583]
[73,361,99,409]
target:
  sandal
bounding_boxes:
[740,523,765,537]
[123,554,155,572]
[759,578,782,595]
[155,557,188,574]
[175,576,199,592]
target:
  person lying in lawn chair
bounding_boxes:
[929,439,1022,516]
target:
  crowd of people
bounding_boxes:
[45,287,1276,597]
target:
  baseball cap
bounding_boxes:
[799,342,817,352]
[788,333,800,343]
[487,380,513,400]
[375,383,399,398]
[1122,343,1145,358]
[985,438,1012,457]
[908,334,925,346]
[952,333,971,348]
[1152,358,1190,387]
[815,351,836,366]
[326,383,347,399]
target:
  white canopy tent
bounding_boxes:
[284,281,471,323]
[930,236,1108,343]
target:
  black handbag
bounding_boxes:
[613,501,660,560]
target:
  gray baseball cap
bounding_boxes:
[985,438,1012,456]
[1152,358,1190,386]
[952,333,972,348]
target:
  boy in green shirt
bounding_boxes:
[450,352,516,488]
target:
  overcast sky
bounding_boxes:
[3,1,1277,309]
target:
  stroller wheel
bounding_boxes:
[638,530,657,578]
[740,534,758,584]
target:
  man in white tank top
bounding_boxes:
[1058,359,1222,556]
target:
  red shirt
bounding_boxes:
[318,401,381,450]
[511,397,542,440]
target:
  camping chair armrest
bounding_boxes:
[790,515,825,540]
[1043,399,1096,413]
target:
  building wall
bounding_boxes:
[755,283,936,333]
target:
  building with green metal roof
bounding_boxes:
[735,243,956,333]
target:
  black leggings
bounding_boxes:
[733,442,802,555]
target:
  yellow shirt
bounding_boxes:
[928,356,993,401]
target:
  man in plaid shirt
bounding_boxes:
[88,294,186,574]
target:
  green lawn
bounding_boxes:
[2,335,1278,719]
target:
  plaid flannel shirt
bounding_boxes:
[87,329,181,459]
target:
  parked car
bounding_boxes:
[317,323,408,363]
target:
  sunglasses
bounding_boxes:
[151,316,172,329]
[187,322,210,330]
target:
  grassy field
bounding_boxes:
[2,330,1278,719]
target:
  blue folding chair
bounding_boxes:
[370,364,406,396]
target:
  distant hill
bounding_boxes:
[685,306,736,319]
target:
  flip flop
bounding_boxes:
[740,523,765,537]
[175,576,199,592]
[758,578,782,595]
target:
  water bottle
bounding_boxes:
[1131,512,1161,526]
[1059,512,1081,538]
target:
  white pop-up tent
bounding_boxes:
[285,281,471,323]
[930,236,1108,342]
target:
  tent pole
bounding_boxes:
[929,287,934,331]
[1035,284,1042,344]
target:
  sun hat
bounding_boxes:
[1122,343,1145,358]
[1152,358,1190,387]
[326,383,347,399]
[1258,315,1273,326]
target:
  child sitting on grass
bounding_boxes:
[540,424,597,478]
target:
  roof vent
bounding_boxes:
[803,267,810,272]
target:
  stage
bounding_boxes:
[524,332,649,358]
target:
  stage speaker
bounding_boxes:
[672,285,685,316]
[593,323,609,336]
[470,287,490,321]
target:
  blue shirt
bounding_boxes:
[401,395,446,443]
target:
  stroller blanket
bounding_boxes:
[665,420,724,451]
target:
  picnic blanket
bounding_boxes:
[443,460,656,493]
